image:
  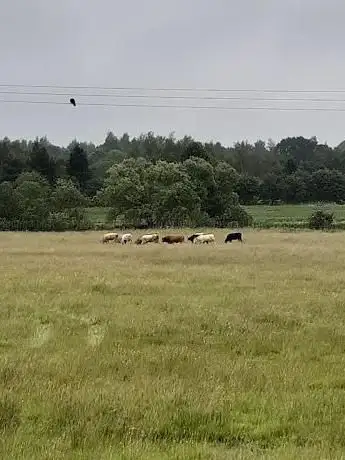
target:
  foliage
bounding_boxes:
[308,209,335,230]
[67,143,91,193]
[102,157,250,228]
[29,140,56,184]
[51,179,87,211]
[0,172,91,231]
[2,132,345,230]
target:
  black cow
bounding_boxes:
[225,232,243,243]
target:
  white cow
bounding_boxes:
[135,233,159,245]
[101,232,119,243]
[193,233,215,244]
[120,233,132,244]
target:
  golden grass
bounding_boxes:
[1,229,345,459]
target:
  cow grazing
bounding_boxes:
[187,233,204,243]
[193,233,215,244]
[135,233,159,245]
[162,234,184,244]
[101,232,119,244]
[225,232,243,243]
[120,233,132,244]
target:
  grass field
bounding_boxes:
[2,229,345,458]
[246,203,345,226]
[86,204,345,228]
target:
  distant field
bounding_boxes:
[245,203,345,226]
[2,230,345,458]
[86,204,345,228]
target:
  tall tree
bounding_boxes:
[29,140,56,184]
[180,141,214,163]
[67,143,90,192]
[276,136,318,171]
[0,182,23,219]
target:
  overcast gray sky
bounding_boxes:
[1,0,345,147]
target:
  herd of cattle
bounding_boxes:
[100,231,244,245]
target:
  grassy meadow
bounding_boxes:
[2,229,345,458]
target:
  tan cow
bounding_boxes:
[101,232,119,243]
[135,233,159,245]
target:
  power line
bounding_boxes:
[1,83,345,94]
[2,99,345,112]
[2,89,345,103]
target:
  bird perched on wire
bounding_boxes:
[70,98,76,106]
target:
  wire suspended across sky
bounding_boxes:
[2,89,345,103]
[2,83,345,112]
[2,83,345,94]
[2,99,345,112]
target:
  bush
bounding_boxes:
[214,205,253,228]
[308,210,334,230]
[0,209,93,232]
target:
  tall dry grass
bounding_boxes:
[1,229,345,459]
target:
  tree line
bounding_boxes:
[1,132,345,230]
